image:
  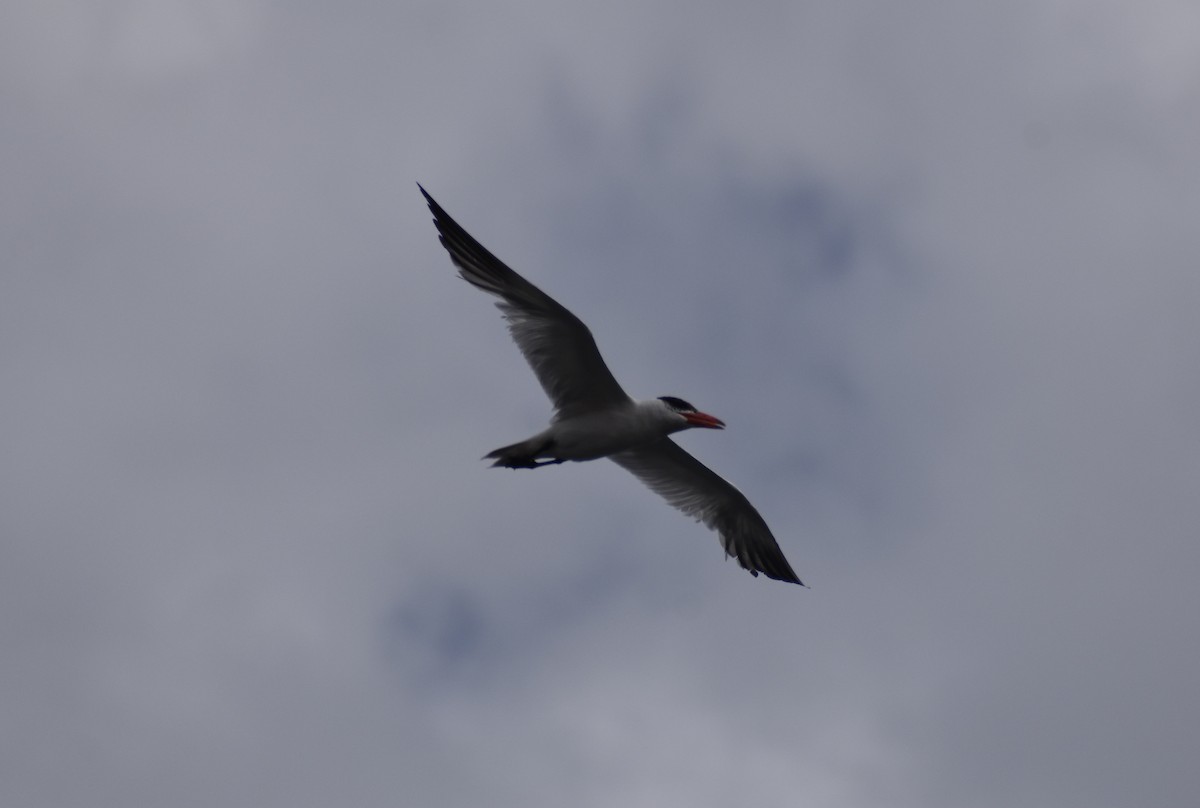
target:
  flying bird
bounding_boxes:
[420,185,803,585]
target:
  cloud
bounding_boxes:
[2,1,1198,806]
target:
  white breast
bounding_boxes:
[548,400,678,461]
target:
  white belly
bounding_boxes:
[546,407,670,461]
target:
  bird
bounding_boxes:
[420,184,803,585]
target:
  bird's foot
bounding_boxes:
[530,457,565,468]
[490,456,564,470]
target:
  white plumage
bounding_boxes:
[421,185,803,585]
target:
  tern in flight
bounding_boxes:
[421,185,803,585]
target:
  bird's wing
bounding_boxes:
[421,186,630,418]
[611,439,803,585]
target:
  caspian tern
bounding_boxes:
[421,185,803,585]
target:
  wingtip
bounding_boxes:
[419,185,452,227]
[779,563,806,587]
[781,567,808,587]
[738,556,806,586]
[753,557,806,587]
[770,570,808,587]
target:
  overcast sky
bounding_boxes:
[3,2,1199,806]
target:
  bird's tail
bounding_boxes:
[483,436,556,469]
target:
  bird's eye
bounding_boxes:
[658,396,695,413]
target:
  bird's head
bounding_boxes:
[657,396,726,431]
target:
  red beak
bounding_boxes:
[683,411,725,429]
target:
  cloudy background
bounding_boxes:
[3,1,1199,805]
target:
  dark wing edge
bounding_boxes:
[611,440,805,586]
[418,184,628,416]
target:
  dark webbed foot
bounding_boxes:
[489,456,565,469]
[486,437,563,469]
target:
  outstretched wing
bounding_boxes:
[421,186,630,418]
[611,439,803,584]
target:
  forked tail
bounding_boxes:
[483,436,561,469]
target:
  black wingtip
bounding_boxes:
[738,556,805,586]
[771,571,808,587]
[418,185,455,232]
[780,568,807,587]
[755,561,806,587]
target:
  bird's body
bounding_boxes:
[487,399,688,466]
[420,185,804,585]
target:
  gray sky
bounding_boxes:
[3,2,1199,806]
